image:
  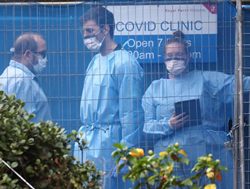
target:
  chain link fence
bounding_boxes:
[0,1,249,188]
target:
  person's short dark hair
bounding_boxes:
[13,33,38,58]
[165,31,189,54]
[80,6,115,38]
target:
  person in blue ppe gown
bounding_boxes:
[142,31,249,189]
[74,6,144,189]
[0,33,51,123]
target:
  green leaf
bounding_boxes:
[11,162,18,168]
[147,175,157,185]
[182,158,190,165]
[19,139,26,144]
[181,178,193,186]
[191,184,201,189]
[25,165,35,174]
[113,143,125,150]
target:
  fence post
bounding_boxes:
[234,0,245,188]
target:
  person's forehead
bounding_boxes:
[83,20,99,28]
[37,39,46,51]
[166,42,184,53]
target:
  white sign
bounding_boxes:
[107,4,217,64]
[108,4,217,35]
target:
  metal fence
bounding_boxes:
[234,2,250,188]
[0,1,249,188]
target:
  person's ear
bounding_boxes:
[23,50,33,58]
[102,25,110,36]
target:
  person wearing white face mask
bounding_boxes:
[141,31,250,188]
[165,57,187,77]
[83,30,106,51]
[0,33,51,123]
[33,54,48,74]
[74,6,144,189]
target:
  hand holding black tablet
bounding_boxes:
[174,99,202,127]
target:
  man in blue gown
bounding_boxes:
[74,6,144,189]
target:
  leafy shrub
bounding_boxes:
[0,91,102,189]
[112,143,226,189]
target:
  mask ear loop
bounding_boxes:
[96,27,106,48]
[99,25,109,40]
[99,33,106,45]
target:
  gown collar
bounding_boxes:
[9,59,35,79]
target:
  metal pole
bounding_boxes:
[0,158,35,189]
[233,15,239,189]
[235,0,245,188]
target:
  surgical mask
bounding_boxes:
[33,56,47,74]
[166,59,186,76]
[83,31,105,51]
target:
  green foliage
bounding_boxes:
[112,143,227,189]
[0,91,102,189]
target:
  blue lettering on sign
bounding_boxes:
[160,20,203,31]
[116,20,203,32]
[126,21,134,31]
[116,21,157,32]
[116,22,124,31]
[148,21,156,31]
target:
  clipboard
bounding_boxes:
[174,99,202,127]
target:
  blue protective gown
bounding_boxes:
[0,60,51,122]
[74,49,144,189]
[142,70,250,189]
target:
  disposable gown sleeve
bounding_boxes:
[117,59,144,148]
[142,84,174,138]
[204,72,234,101]
[202,71,250,132]
[203,71,250,97]
[243,76,250,91]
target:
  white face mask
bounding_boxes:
[83,32,105,51]
[166,59,186,76]
[33,56,47,74]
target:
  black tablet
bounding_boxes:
[174,99,202,127]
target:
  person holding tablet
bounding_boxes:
[142,31,245,188]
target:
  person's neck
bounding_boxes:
[13,57,34,72]
[168,74,175,79]
[169,69,189,79]
[100,38,117,56]
[13,57,28,67]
